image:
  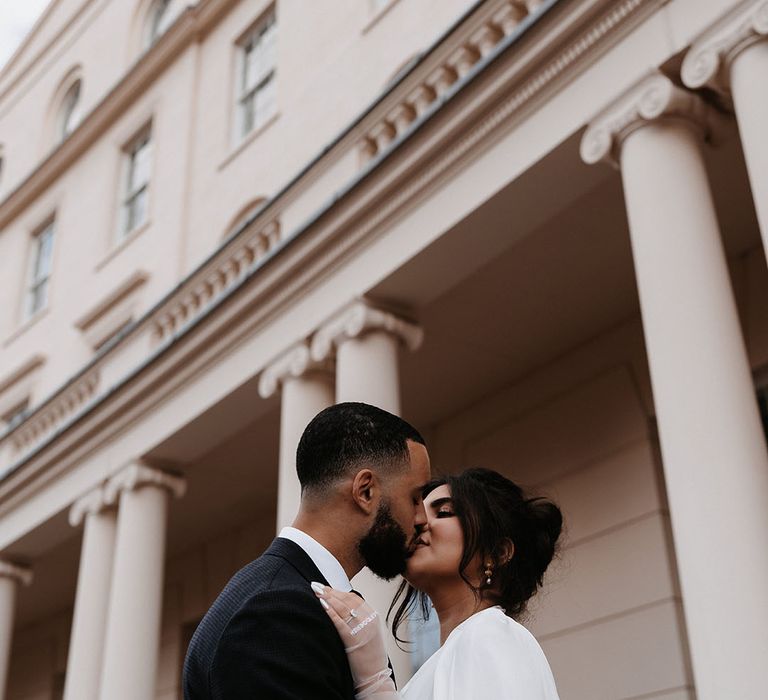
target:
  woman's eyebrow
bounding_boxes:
[428,497,453,510]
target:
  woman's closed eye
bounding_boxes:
[435,508,454,518]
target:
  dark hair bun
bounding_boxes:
[521,497,563,587]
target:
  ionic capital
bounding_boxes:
[69,485,112,527]
[581,72,712,168]
[682,0,768,92]
[104,462,186,505]
[258,341,332,399]
[310,300,423,363]
[0,560,33,586]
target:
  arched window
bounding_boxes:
[145,0,173,49]
[58,79,82,141]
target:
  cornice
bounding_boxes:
[580,72,713,167]
[0,560,33,586]
[0,0,664,508]
[103,461,186,504]
[258,341,333,399]
[682,0,768,92]
[9,368,100,455]
[310,300,423,363]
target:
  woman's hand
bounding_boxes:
[312,582,399,699]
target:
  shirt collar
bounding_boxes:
[278,526,353,592]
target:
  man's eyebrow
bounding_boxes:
[428,497,453,510]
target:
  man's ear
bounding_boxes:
[351,469,378,515]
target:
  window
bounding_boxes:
[2,399,30,430]
[58,80,82,141]
[121,128,152,238]
[146,0,174,48]
[237,11,277,139]
[25,221,55,319]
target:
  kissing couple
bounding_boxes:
[183,402,562,699]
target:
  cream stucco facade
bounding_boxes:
[1,0,768,698]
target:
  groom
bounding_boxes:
[183,402,431,699]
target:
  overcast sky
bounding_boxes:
[0,0,51,70]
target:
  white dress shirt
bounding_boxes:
[278,526,353,592]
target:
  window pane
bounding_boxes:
[148,0,172,46]
[254,77,276,129]
[29,278,48,316]
[129,138,152,192]
[60,81,82,139]
[34,226,54,281]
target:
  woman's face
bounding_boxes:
[405,484,466,589]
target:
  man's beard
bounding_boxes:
[358,501,411,580]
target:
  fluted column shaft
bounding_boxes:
[683,1,768,256]
[312,299,423,683]
[98,464,185,700]
[63,489,117,700]
[259,341,334,531]
[0,562,32,700]
[582,73,768,700]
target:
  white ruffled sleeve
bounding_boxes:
[430,610,560,700]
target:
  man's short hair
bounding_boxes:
[296,402,425,494]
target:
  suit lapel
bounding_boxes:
[264,537,331,587]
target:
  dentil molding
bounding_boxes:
[104,462,186,505]
[682,0,768,92]
[310,300,423,363]
[580,72,713,168]
[0,560,33,586]
[258,341,332,399]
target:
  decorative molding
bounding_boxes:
[152,218,281,342]
[104,462,186,504]
[0,0,664,494]
[257,341,332,399]
[358,0,532,164]
[580,72,713,167]
[682,0,768,92]
[74,270,148,333]
[0,354,45,396]
[69,484,112,527]
[10,368,100,453]
[0,560,33,586]
[310,300,423,363]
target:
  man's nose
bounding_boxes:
[414,501,428,529]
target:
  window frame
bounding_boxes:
[24,219,56,321]
[58,79,82,142]
[119,126,153,240]
[235,9,278,142]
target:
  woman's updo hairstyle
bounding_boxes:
[390,467,562,642]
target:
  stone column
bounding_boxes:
[581,72,768,700]
[259,341,334,531]
[0,561,32,700]
[63,487,117,700]
[682,1,768,254]
[311,299,423,682]
[98,463,185,700]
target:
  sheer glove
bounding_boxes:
[312,583,400,700]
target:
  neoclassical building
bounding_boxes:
[1,0,767,698]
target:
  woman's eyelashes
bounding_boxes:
[435,509,454,518]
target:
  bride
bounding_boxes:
[314,468,562,700]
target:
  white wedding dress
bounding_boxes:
[401,607,560,700]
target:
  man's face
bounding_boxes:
[358,440,431,579]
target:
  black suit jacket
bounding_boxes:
[183,537,356,699]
